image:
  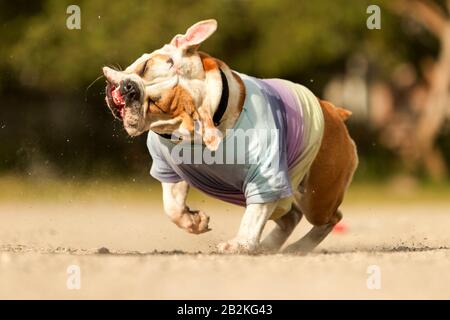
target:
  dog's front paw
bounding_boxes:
[216,239,258,254]
[180,210,211,234]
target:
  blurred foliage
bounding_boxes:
[3,0,379,89]
[0,0,448,181]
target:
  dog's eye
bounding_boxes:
[140,61,148,76]
[167,58,174,67]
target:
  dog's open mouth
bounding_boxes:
[106,84,126,119]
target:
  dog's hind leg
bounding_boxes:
[259,204,303,253]
[283,210,342,254]
[282,99,358,254]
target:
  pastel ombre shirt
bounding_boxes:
[147,73,324,218]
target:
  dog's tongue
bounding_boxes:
[112,86,125,106]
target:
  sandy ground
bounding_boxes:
[1,194,450,299]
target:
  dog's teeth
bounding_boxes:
[111,86,125,106]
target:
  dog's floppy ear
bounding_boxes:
[196,54,223,151]
[169,20,222,150]
[170,19,217,51]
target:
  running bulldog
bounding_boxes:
[103,19,358,254]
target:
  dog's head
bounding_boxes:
[103,19,224,150]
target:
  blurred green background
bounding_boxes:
[1,0,450,197]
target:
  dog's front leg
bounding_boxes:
[162,181,210,234]
[217,201,278,254]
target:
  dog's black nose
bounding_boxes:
[119,79,140,101]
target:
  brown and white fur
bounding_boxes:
[103,19,358,254]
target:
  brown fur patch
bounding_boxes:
[153,85,196,132]
[298,99,357,226]
[157,85,195,116]
[199,52,219,72]
[199,53,245,114]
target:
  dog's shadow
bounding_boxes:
[1,244,448,256]
[315,245,450,256]
[99,244,450,256]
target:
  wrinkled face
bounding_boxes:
[103,19,218,138]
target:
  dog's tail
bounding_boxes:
[318,98,352,121]
[335,107,352,121]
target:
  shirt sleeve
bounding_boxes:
[146,132,183,183]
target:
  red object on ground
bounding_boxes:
[333,222,348,233]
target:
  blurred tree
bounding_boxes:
[0,0,373,177]
[0,0,448,181]
[4,0,372,89]
[379,0,450,180]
